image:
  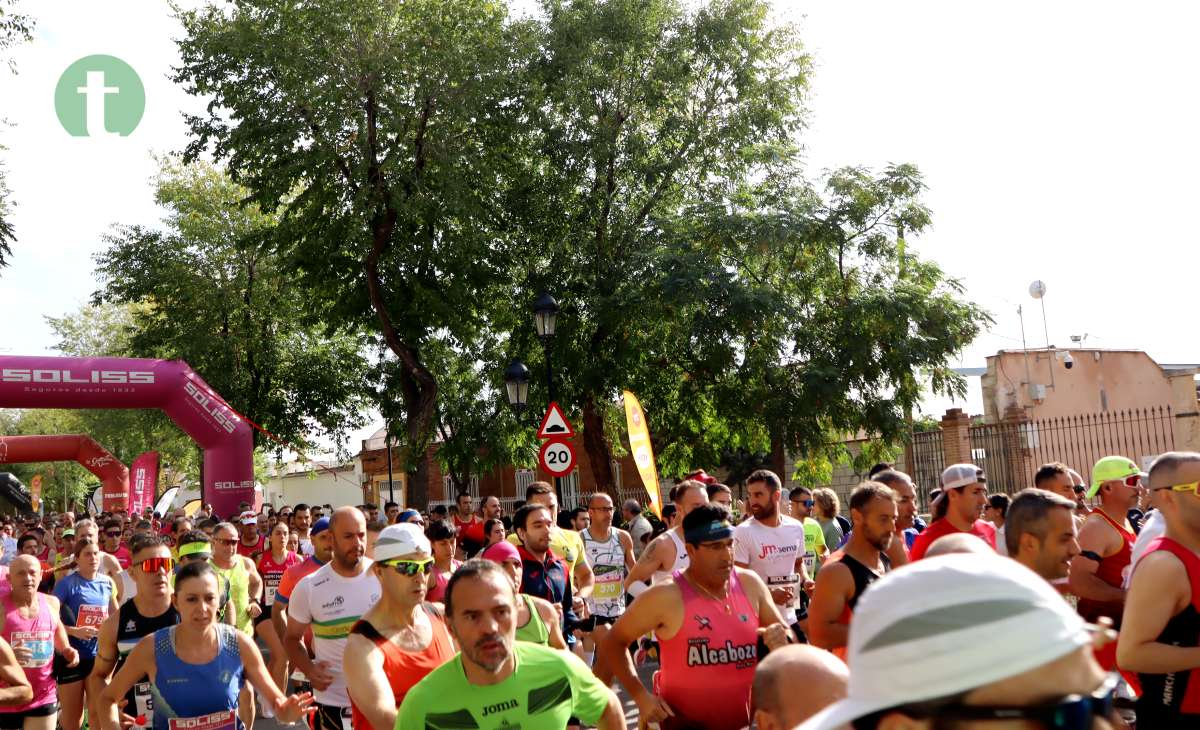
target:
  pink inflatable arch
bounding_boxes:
[0,434,129,512]
[0,356,254,517]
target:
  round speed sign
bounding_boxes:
[539,439,576,477]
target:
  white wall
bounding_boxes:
[261,468,361,510]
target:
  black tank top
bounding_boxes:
[1136,536,1200,726]
[840,552,891,610]
[115,599,180,723]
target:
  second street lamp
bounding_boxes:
[532,292,563,502]
[504,359,531,415]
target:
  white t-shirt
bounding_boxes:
[1125,509,1166,589]
[287,560,381,707]
[734,515,806,609]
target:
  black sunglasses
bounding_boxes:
[918,672,1118,730]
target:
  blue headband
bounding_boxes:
[684,520,734,545]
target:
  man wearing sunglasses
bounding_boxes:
[788,486,829,575]
[343,523,455,730]
[1071,455,1143,627]
[285,508,380,730]
[799,553,1122,730]
[1118,451,1200,726]
[87,534,179,729]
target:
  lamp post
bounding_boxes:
[532,292,564,502]
[384,422,395,506]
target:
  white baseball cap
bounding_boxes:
[797,553,1091,730]
[373,523,431,562]
[239,511,258,525]
[941,463,986,491]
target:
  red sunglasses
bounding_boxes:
[1124,475,1142,488]
[137,557,175,574]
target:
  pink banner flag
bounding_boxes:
[129,451,159,515]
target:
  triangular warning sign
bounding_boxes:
[537,402,575,439]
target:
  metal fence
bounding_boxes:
[429,487,663,517]
[969,406,1175,494]
[909,430,945,512]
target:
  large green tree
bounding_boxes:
[173,0,524,505]
[93,159,371,451]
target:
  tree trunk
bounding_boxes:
[582,395,617,500]
[770,432,787,488]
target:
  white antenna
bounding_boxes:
[1030,280,1055,390]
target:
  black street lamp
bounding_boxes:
[504,359,531,415]
[532,292,559,404]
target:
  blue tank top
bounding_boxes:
[150,624,245,730]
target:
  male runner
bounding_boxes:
[909,464,995,560]
[510,484,594,600]
[397,560,623,729]
[870,469,919,565]
[1005,488,1081,582]
[579,493,635,673]
[87,535,178,728]
[343,524,455,730]
[735,470,811,637]
[101,521,130,570]
[236,511,267,559]
[286,507,381,730]
[1119,451,1200,726]
[452,492,485,557]
[624,480,709,593]
[601,505,790,728]
[272,517,332,689]
[808,482,896,655]
[292,504,314,557]
[1072,455,1142,626]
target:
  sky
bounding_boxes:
[2,0,1198,453]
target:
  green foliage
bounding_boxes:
[173,0,525,500]
[0,0,34,269]
[92,159,372,451]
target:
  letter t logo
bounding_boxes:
[76,71,120,137]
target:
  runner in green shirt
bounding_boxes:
[397,560,623,730]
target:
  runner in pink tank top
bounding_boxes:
[655,569,759,728]
[0,556,77,724]
[599,504,793,730]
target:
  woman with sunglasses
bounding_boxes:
[98,561,314,730]
[343,524,455,730]
[52,539,117,730]
[88,535,179,730]
[257,522,301,696]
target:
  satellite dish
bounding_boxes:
[1029,280,1046,299]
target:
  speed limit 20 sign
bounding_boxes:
[539,438,576,477]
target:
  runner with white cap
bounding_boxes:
[908,464,996,561]
[344,523,455,730]
[236,511,266,560]
[797,553,1121,730]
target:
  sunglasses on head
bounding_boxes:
[137,557,175,574]
[1155,480,1200,495]
[918,672,1119,730]
[379,558,433,576]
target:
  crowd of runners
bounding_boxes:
[0,451,1193,729]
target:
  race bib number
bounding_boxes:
[11,630,53,668]
[77,604,108,628]
[593,572,623,601]
[767,574,800,609]
[168,709,237,730]
[133,681,154,721]
[264,575,281,606]
[802,551,816,575]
